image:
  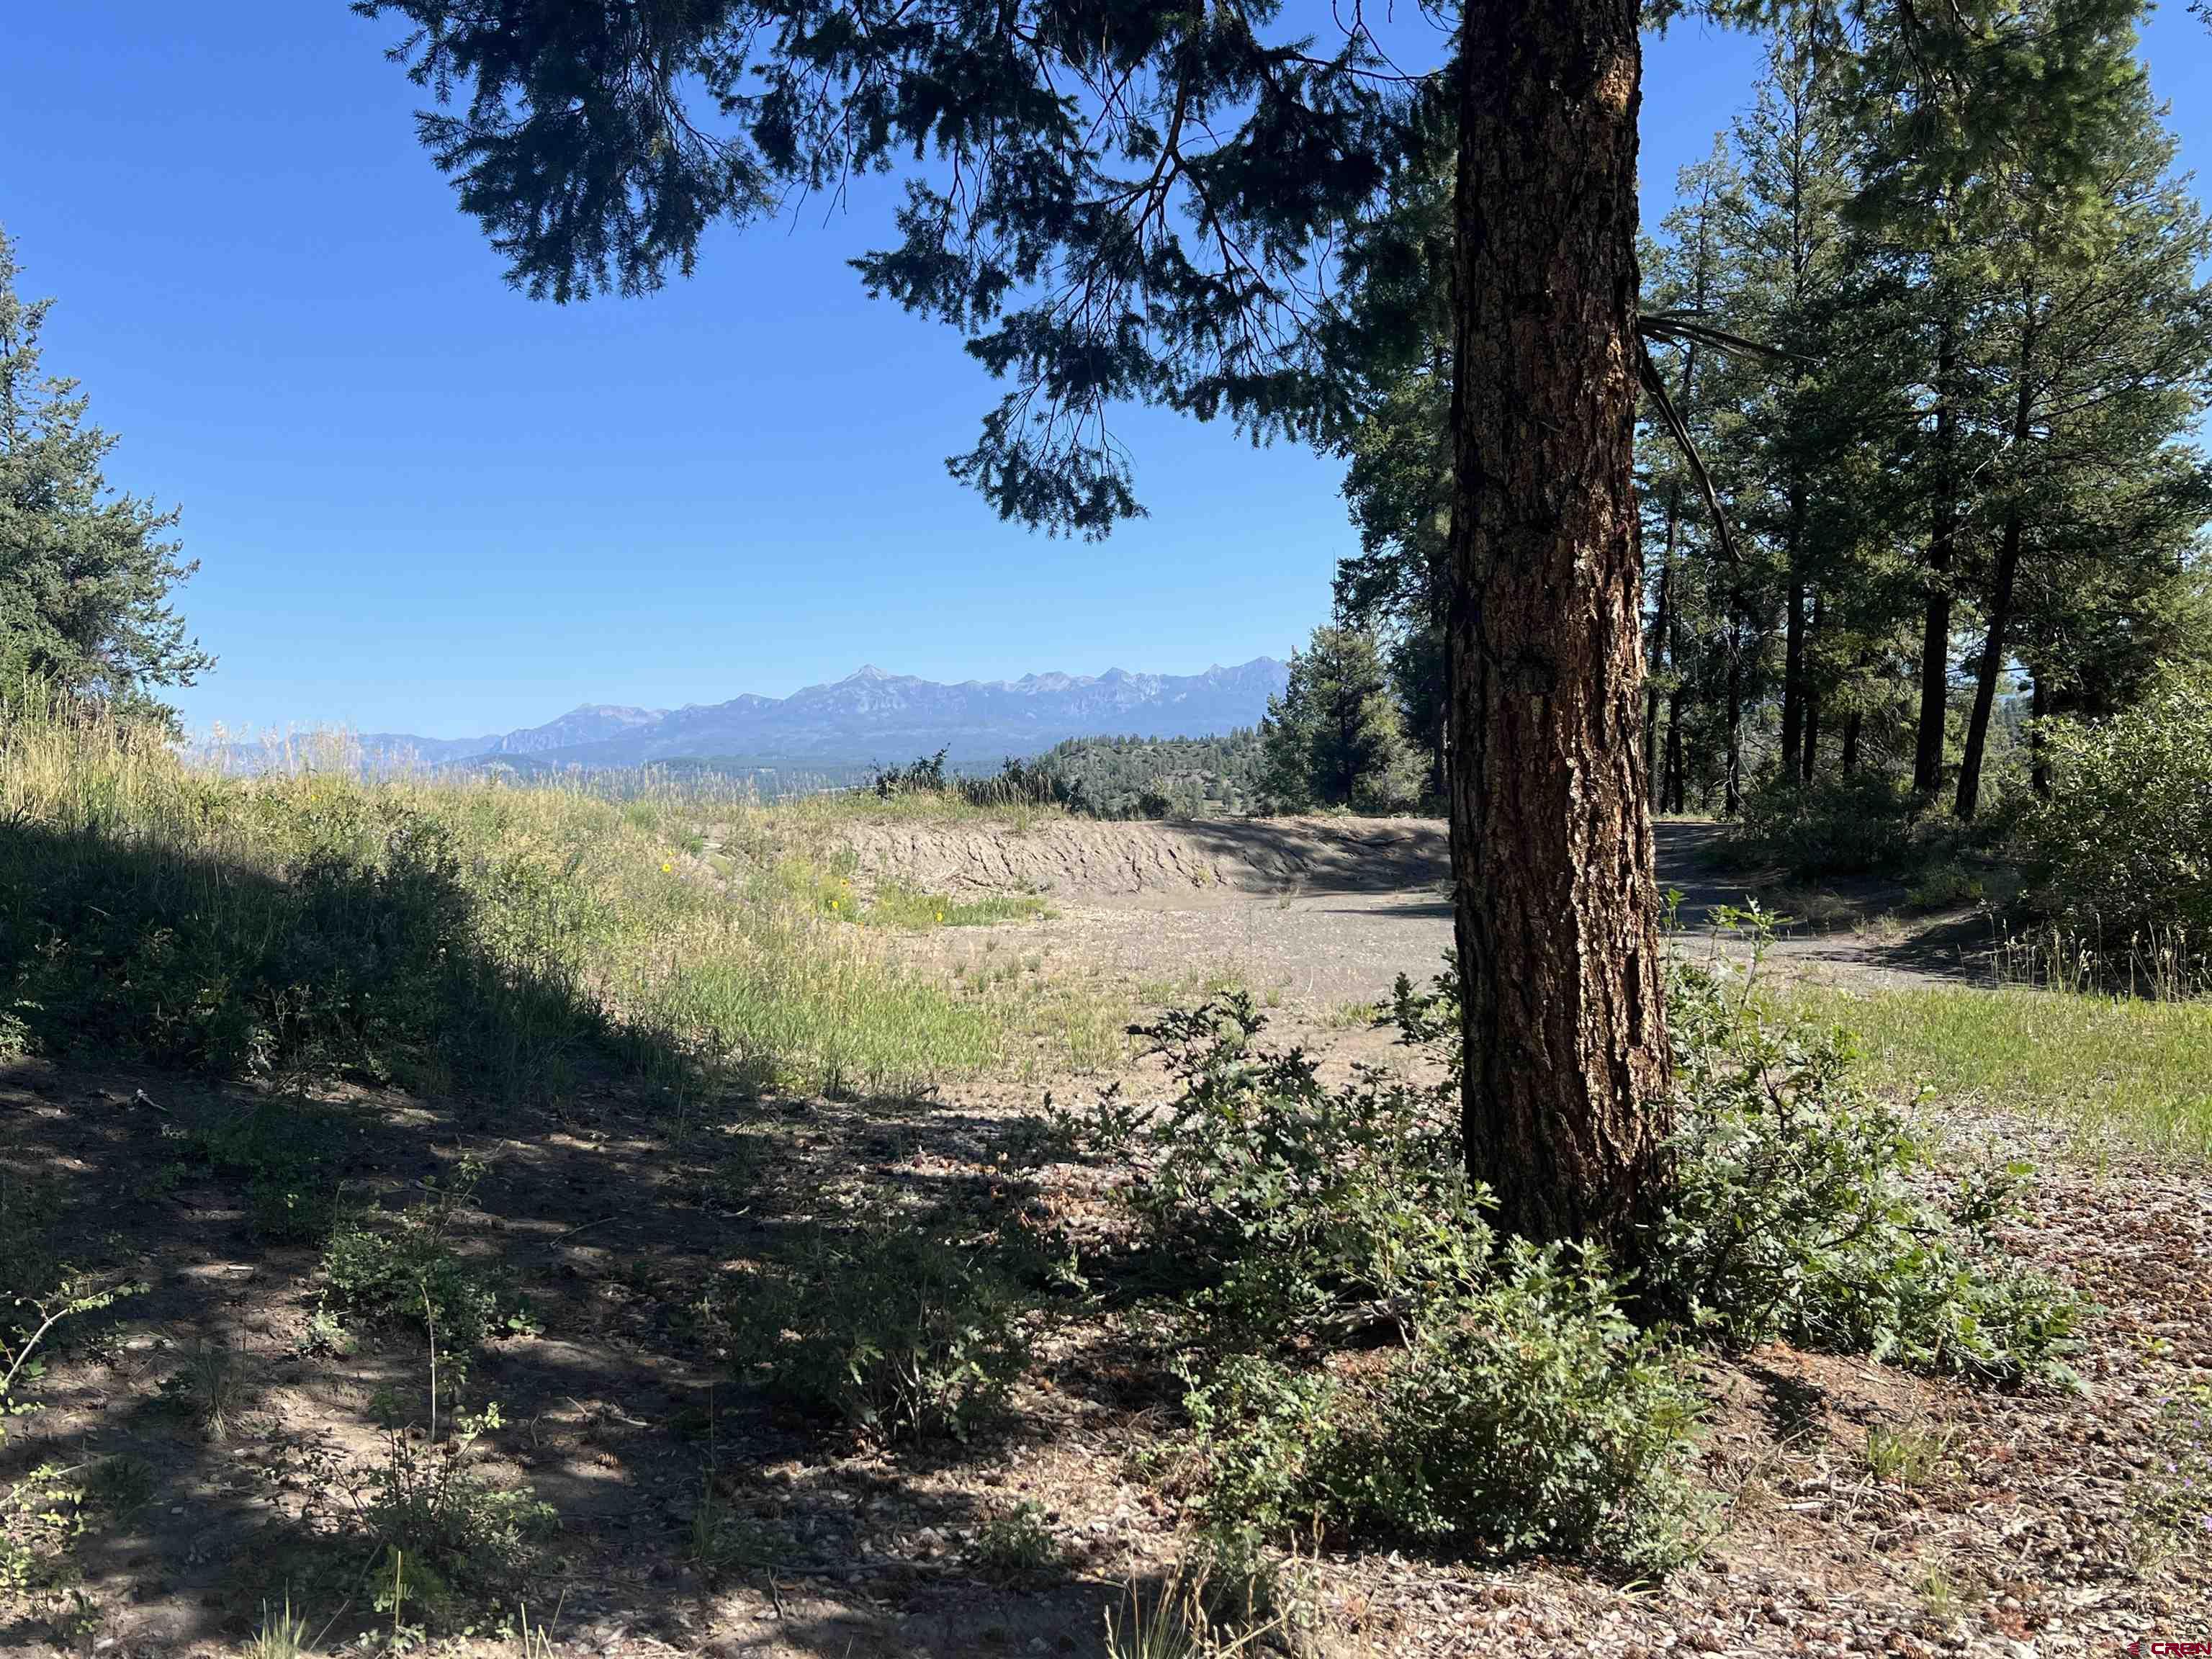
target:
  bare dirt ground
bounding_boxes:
[850,815,1985,1010]
[6,1050,2208,1658]
[5,816,2205,1658]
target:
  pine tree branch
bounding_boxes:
[1637,313,1806,364]
[1637,336,1743,569]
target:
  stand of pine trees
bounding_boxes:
[1335,10,2212,842]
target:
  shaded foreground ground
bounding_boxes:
[4,813,2207,1657]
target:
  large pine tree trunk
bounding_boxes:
[1913,315,1961,796]
[1447,0,1671,1253]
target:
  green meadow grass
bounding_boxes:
[0,702,1124,1102]
[1779,981,2212,1165]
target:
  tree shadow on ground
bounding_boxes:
[0,821,1197,1656]
[1176,815,1449,897]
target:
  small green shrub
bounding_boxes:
[2133,1385,2212,1567]
[1120,997,1704,1571]
[197,1100,343,1243]
[2015,663,2212,951]
[972,1500,1064,1576]
[731,1225,1030,1442]
[1181,1247,1705,1573]
[1116,994,1480,1347]
[361,1390,553,1617]
[1654,956,2085,1387]
[319,1158,500,1376]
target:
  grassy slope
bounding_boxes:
[1781,981,2212,1164]
[0,706,1115,1103]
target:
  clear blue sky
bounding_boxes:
[4,4,2207,738]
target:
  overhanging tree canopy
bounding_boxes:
[351,0,2157,1250]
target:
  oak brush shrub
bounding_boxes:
[1104,995,1481,1348]
[1182,1247,1705,1573]
[1122,962,2083,1575]
[1652,956,2085,1387]
[1117,997,1704,1570]
[2014,663,2212,947]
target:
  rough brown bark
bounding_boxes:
[1841,706,1862,775]
[1447,0,1671,1254]
[1914,314,1961,796]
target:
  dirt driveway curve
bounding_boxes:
[844,815,1982,1011]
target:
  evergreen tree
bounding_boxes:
[1947,15,2212,817]
[354,0,1687,1247]
[352,0,2174,1245]
[1640,142,1748,813]
[1721,30,1855,788]
[0,228,211,727]
[1259,624,1421,811]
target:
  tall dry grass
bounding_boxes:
[0,694,1121,1104]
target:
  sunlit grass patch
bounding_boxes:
[0,699,1123,1102]
[772,853,1051,932]
[866,881,1051,930]
[1776,982,2212,1165]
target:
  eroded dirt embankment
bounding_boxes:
[837,813,1450,903]
[837,814,1982,1009]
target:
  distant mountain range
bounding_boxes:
[318,659,1287,775]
